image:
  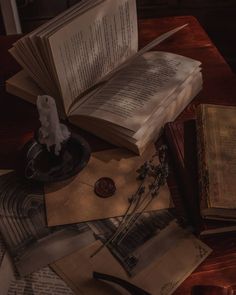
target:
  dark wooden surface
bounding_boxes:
[1,16,236,294]
[137,1,236,72]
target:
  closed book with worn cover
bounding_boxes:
[165,117,236,236]
[196,104,236,221]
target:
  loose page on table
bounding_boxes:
[0,169,15,295]
[48,0,138,113]
[51,233,211,295]
[197,105,236,217]
[0,230,74,295]
[7,267,74,295]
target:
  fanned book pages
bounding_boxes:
[196,104,236,221]
[6,0,202,154]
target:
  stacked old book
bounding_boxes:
[165,103,236,236]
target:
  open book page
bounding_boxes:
[100,23,188,85]
[111,70,202,144]
[12,0,96,46]
[36,0,103,41]
[33,0,105,99]
[48,0,138,114]
[135,71,202,151]
[10,1,102,101]
[72,70,202,154]
[69,51,201,132]
[93,66,201,140]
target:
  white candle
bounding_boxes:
[36,95,70,155]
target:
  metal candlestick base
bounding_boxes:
[19,131,91,183]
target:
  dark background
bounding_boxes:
[1,0,236,72]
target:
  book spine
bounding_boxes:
[164,121,205,235]
[164,123,188,221]
[196,105,210,215]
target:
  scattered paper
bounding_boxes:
[8,266,74,295]
[52,233,211,295]
[0,172,95,276]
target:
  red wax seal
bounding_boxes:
[94,177,116,198]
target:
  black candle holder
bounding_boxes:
[19,130,91,183]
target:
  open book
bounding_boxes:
[6,0,202,154]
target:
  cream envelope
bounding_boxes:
[45,145,172,226]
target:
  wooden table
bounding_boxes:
[1,16,236,294]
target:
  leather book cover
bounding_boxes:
[164,119,236,235]
[196,104,236,220]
